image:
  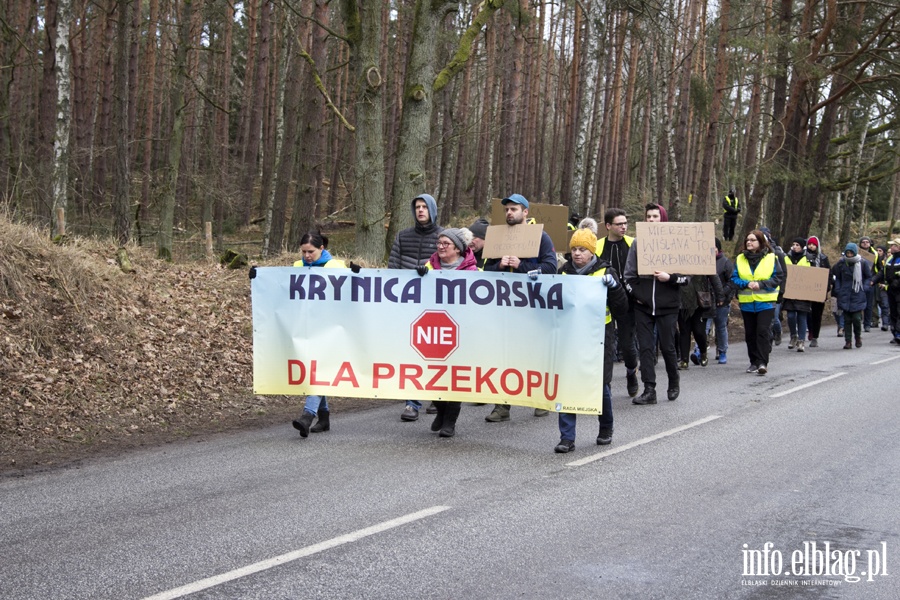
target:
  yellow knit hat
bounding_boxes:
[569,228,598,252]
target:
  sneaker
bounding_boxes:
[797,340,805,352]
[864,326,871,333]
[773,331,782,345]
[746,365,758,373]
[633,388,657,405]
[485,405,510,422]
[626,369,639,397]
[788,335,797,350]
[690,349,700,365]
[533,408,550,417]
[699,352,708,367]
[809,338,818,347]
[837,328,844,337]
[425,402,438,414]
[554,439,575,453]
[596,428,613,446]
[400,406,419,422]
[717,352,727,364]
[757,364,768,375]
[678,360,689,370]
[882,325,890,331]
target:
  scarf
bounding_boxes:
[845,254,862,292]
[575,255,599,275]
[788,249,805,264]
[440,256,464,270]
[742,250,765,270]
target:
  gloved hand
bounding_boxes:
[248,266,257,280]
[600,273,619,289]
[349,262,361,274]
[416,265,428,276]
[527,269,540,281]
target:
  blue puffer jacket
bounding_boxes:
[831,257,872,312]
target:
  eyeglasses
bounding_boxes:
[746,238,758,242]
[436,242,453,248]
[611,221,628,227]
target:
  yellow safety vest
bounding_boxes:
[736,253,779,303]
[723,195,739,214]
[595,235,634,257]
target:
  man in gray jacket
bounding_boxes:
[388,194,443,421]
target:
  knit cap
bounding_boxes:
[468,218,489,240]
[844,242,858,256]
[439,228,472,253]
[570,228,598,252]
[807,236,820,248]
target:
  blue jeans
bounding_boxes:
[406,400,422,410]
[303,395,328,415]
[772,302,783,336]
[558,384,612,442]
[787,311,808,340]
[707,305,730,355]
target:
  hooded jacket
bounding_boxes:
[832,256,873,312]
[622,243,690,315]
[388,195,443,270]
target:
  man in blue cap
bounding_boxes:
[483,193,558,422]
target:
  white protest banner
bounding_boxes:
[783,264,829,302]
[491,199,569,250]
[635,222,717,275]
[482,224,545,259]
[252,268,607,414]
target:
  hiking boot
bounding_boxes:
[788,335,798,349]
[855,336,862,348]
[310,407,330,433]
[430,413,444,432]
[438,424,456,438]
[699,352,708,367]
[533,408,550,417]
[843,341,852,349]
[425,402,438,414]
[757,364,768,375]
[809,338,818,347]
[485,405,510,422]
[633,387,657,405]
[292,411,315,438]
[400,406,419,422]
[554,439,575,453]
[626,369,639,397]
[717,352,727,364]
[796,340,805,352]
[667,387,680,401]
[596,428,613,446]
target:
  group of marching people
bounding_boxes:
[285,191,900,455]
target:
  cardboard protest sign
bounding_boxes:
[783,264,830,302]
[482,224,544,259]
[634,222,717,275]
[860,249,877,263]
[491,199,569,251]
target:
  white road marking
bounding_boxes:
[565,415,723,467]
[141,505,451,600]
[769,372,846,398]
[872,354,900,365]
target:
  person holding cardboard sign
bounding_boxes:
[784,238,813,352]
[623,203,690,405]
[483,194,558,423]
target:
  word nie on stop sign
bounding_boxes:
[410,310,459,360]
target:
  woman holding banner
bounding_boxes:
[732,230,784,375]
[424,227,478,438]
[784,238,813,352]
[290,232,346,438]
[554,228,629,453]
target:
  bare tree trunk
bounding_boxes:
[113,0,132,246]
[614,16,639,206]
[239,0,271,226]
[157,0,191,261]
[139,0,159,241]
[50,0,73,238]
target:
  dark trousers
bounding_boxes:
[741,308,774,368]
[723,215,737,241]
[678,308,708,359]
[863,287,875,328]
[808,301,825,340]
[890,292,900,335]
[614,309,638,371]
[434,401,461,426]
[635,309,679,389]
[843,311,862,342]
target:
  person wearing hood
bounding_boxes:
[732,229,785,375]
[388,194,443,422]
[291,232,346,438]
[832,243,873,349]
[804,236,832,346]
[783,238,813,352]
[858,236,876,331]
[870,238,900,344]
[873,245,891,331]
[421,228,478,437]
[553,228,629,452]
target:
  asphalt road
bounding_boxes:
[2,329,899,599]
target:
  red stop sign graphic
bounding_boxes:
[410,310,459,360]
